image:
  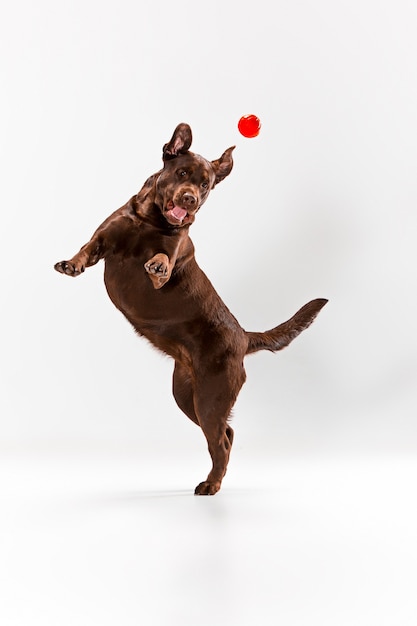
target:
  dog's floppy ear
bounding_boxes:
[211,146,235,185]
[163,123,192,161]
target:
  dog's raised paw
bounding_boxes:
[144,253,170,278]
[144,261,168,276]
[54,261,84,276]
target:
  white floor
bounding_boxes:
[1,446,416,626]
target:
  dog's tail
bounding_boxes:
[245,298,328,355]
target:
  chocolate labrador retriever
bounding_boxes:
[55,123,327,495]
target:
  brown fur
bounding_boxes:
[55,123,327,495]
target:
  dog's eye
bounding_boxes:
[179,170,187,177]
[201,181,208,189]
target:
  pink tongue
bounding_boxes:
[171,206,187,221]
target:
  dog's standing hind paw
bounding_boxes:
[194,480,222,496]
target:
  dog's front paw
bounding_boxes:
[144,254,171,289]
[144,257,168,277]
[54,260,85,277]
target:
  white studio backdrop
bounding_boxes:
[1,3,417,626]
[1,0,416,457]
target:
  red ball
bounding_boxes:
[238,114,261,138]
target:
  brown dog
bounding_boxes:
[55,123,327,495]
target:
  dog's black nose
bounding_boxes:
[182,193,197,207]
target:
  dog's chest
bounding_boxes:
[102,252,192,325]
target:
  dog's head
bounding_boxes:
[151,123,234,227]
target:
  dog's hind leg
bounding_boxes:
[193,362,245,495]
[172,362,199,426]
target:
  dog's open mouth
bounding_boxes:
[165,201,188,224]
